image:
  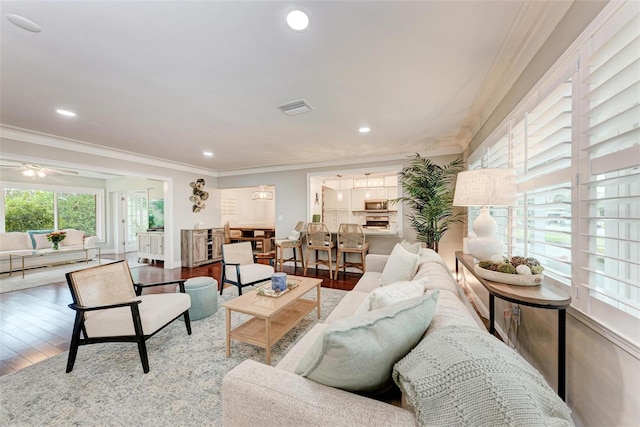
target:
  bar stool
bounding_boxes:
[304,222,335,279]
[335,223,369,278]
[274,221,305,272]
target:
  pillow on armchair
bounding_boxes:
[287,230,301,241]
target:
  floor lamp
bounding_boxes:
[453,168,517,261]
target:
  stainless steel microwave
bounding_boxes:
[364,200,388,211]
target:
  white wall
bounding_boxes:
[220,186,275,227]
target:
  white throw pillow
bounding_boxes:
[62,229,85,246]
[400,240,421,254]
[380,243,420,286]
[287,230,301,241]
[295,291,440,394]
[33,233,51,249]
[368,279,426,311]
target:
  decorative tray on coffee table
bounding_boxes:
[256,281,300,298]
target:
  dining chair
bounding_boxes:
[65,260,191,374]
[304,222,335,279]
[335,223,369,278]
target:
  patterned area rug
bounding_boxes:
[0,287,347,426]
[0,260,146,293]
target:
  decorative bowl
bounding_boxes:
[474,265,543,287]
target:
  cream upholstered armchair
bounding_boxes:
[65,260,191,374]
[220,242,274,295]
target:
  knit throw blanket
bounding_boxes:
[393,325,574,426]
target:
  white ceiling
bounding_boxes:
[0,1,571,174]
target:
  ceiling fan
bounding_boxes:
[0,162,79,178]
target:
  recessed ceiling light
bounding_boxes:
[6,14,41,33]
[286,10,309,31]
[56,109,76,117]
[203,151,213,157]
[359,127,371,134]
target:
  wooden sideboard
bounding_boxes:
[181,228,224,267]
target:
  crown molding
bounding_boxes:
[216,145,463,177]
[0,125,218,178]
[1,124,462,178]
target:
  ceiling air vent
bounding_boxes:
[277,99,313,116]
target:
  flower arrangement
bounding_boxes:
[46,230,66,250]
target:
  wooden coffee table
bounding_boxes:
[222,275,322,365]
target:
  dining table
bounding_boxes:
[229,226,276,252]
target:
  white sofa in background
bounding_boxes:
[222,246,574,426]
[0,229,99,273]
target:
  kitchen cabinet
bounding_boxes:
[363,188,387,200]
[181,228,224,267]
[387,186,399,211]
[324,188,350,210]
[324,189,336,210]
[324,211,349,233]
[137,232,165,262]
[384,175,398,187]
[351,189,366,211]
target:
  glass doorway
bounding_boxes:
[118,191,148,253]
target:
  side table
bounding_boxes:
[455,251,571,400]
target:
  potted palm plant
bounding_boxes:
[392,154,465,252]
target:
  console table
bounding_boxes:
[455,251,571,400]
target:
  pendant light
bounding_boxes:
[252,185,273,201]
[336,175,344,202]
[364,173,371,200]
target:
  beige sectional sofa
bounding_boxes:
[222,247,573,426]
[0,229,99,273]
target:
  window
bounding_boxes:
[1,183,104,239]
[468,1,639,345]
[576,2,640,342]
[58,192,97,235]
[3,189,54,231]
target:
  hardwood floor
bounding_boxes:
[0,254,359,377]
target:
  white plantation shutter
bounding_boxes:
[514,78,573,285]
[465,0,640,346]
[576,1,640,341]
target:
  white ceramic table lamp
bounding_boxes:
[453,168,517,261]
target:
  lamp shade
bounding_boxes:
[251,186,273,201]
[453,168,517,207]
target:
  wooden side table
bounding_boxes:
[455,251,571,400]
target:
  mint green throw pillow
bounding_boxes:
[393,325,573,426]
[295,291,440,394]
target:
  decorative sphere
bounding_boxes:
[516,265,532,275]
[490,255,504,264]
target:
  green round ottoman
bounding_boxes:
[177,276,218,321]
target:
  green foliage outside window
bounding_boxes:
[4,188,97,234]
[4,189,54,232]
[58,193,97,235]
